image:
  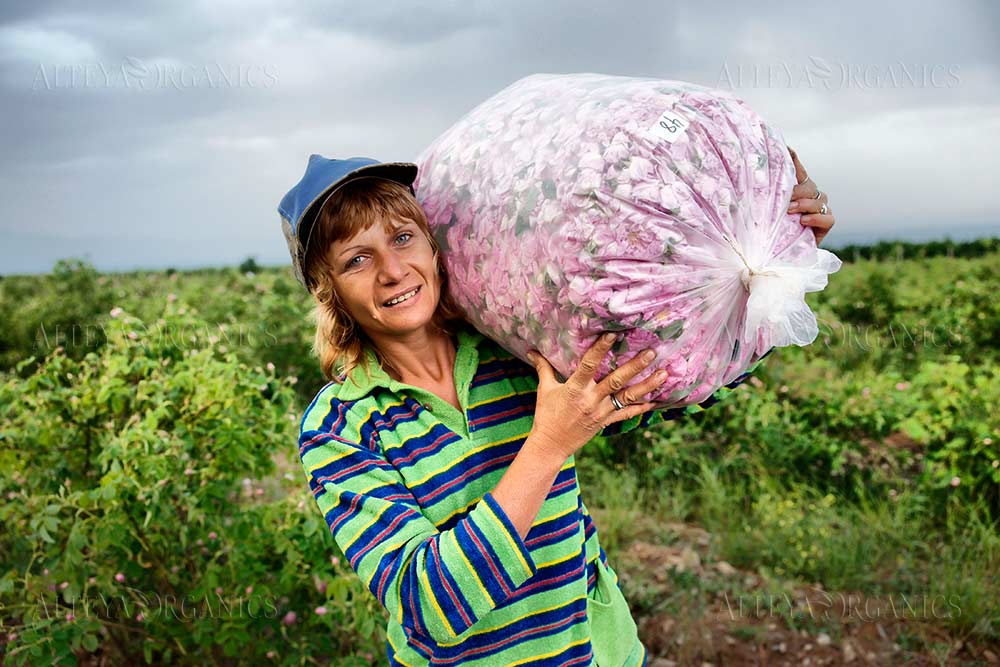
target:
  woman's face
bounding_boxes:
[325,217,441,339]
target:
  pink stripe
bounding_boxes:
[525,521,577,548]
[469,403,532,428]
[353,509,417,567]
[422,452,516,503]
[464,521,513,597]
[432,608,588,664]
[391,431,454,466]
[429,538,475,629]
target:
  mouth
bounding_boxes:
[382,285,422,308]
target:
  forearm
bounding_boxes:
[491,433,568,540]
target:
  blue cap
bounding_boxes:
[278,155,418,290]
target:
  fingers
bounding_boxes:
[604,400,660,427]
[570,332,617,387]
[788,145,809,184]
[596,348,659,397]
[790,178,819,201]
[615,367,669,406]
[525,350,558,386]
[800,207,834,245]
[787,190,828,214]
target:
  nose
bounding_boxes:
[376,248,409,283]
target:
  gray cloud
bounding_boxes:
[1,0,997,275]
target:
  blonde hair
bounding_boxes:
[302,178,466,383]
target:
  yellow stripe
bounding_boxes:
[481,501,533,574]
[468,389,517,408]
[508,637,592,665]
[420,560,457,637]
[532,503,578,528]
[436,592,588,645]
[533,550,580,571]
[445,528,496,606]
[305,447,353,475]
[407,435,518,487]
[436,457,575,526]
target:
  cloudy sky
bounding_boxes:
[1,0,997,275]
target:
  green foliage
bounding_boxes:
[3,245,999,659]
[0,307,386,665]
[0,260,114,374]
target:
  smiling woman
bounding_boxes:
[300,174,467,385]
[277,154,675,665]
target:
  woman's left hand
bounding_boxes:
[786,146,835,245]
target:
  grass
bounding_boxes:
[575,448,1000,649]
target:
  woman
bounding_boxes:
[278,153,834,665]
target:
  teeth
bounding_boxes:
[385,288,418,306]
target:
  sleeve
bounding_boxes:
[599,347,776,438]
[299,400,537,646]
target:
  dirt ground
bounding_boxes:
[614,527,999,667]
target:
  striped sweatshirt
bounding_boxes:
[298,322,772,665]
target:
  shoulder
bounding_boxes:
[299,380,381,438]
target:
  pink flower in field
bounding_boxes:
[895,382,909,391]
[60,581,68,590]
[282,611,297,625]
[184,468,195,475]
[136,613,144,622]
[245,585,253,595]
[862,387,871,398]
[88,577,96,585]
[196,539,203,546]
[266,362,275,372]
[48,584,56,591]
[215,587,223,595]
[167,293,177,302]
[66,613,75,622]
[43,568,49,576]
[110,307,123,318]
[127,331,137,340]
[266,651,276,659]
[984,437,993,445]
[255,488,264,497]
[208,531,218,540]
[330,556,340,567]
[314,606,327,616]
[950,476,961,487]
[115,572,125,583]
[364,652,373,661]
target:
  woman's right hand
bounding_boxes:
[524,332,669,462]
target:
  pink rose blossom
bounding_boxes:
[282,611,297,625]
[115,573,125,583]
[314,606,327,616]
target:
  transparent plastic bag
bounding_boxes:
[415,73,841,408]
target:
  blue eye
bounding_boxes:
[345,233,413,269]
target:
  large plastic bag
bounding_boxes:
[415,73,841,408]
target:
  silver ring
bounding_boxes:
[610,393,626,410]
[814,189,823,200]
[819,203,828,215]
